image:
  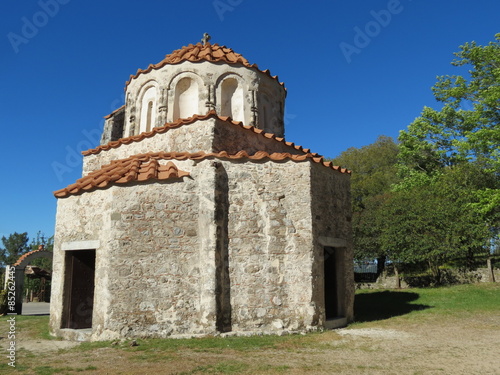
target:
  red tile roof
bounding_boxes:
[54,159,189,198]
[104,105,125,119]
[126,43,284,88]
[13,247,51,267]
[54,151,350,198]
[83,111,316,157]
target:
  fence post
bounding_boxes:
[487,257,496,283]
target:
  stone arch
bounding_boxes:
[7,246,53,315]
[168,72,204,121]
[137,81,159,134]
[216,73,246,123]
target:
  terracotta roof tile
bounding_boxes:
[82,111,316,157]
[125,43,284,88]
[54,151,350,198]
[54,158,189,198]
[104,105,125,119]
[13,247,47,267]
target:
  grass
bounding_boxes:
[353,282,500,324]
[180,361,250,374]
[11,315,55,340]
[1,283,498,374]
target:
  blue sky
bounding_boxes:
[0,0,499,241]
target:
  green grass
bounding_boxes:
[354,282,500,324]
[129,333,289,352]
[31,365,98,375]
[180,361,250,374]
[0,315,55,340]
[410,283,500,313]
[73,331,308,357]
[3,283,499,374]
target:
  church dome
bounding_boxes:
[102,36,287,144]
[126,42,284,88]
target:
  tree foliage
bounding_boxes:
[331,136,400,260]
[0,232,30,267]
[332,35,500,280]
[398,33,500,178]
[29,231,54,271]
[381,168,490,279]
[391,34,500,277]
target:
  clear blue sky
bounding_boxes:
[0,0,499,241]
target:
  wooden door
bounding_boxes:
[63,250,95,329]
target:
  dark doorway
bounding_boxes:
[62,250,95,329]
[324,247,337,319]
[324,247,346,319]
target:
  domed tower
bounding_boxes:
[51,35,353,342]
[101,35,286,145]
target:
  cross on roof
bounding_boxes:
[201,33,211,45]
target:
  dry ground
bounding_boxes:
[3,285,500,374]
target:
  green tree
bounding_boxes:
[398,33,500,179]
[0,232,30,267]
[382,169,490,283]
[29,231,54,252]
[396,34,500,275]
[331,136,400,263]
[29,231,54,272]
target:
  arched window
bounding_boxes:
[173,77,199,121]
[221,78,244,123]
[139,87,157,133]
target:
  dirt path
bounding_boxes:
[13,312,500,374]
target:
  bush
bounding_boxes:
[402,268,482,287]
[0,290,7,315]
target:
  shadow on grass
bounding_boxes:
[354,291,431,323]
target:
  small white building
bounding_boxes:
[49,37,354,341]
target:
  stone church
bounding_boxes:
[49,36,354,341]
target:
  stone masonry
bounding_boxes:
[50,39,354,341]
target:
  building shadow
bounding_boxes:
[354,291,431,323]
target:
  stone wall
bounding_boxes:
[83,117,306,177]
[83,118,217,176]
[51,159,218,340]
[310,163,354,324]
[101,106,125,145]
[223,160,316,332]
[211,119,305,156]
[51,157,353,340]
[356,268,500,290]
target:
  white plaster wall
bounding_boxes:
[173,77,200,121]
[220,76,245,123]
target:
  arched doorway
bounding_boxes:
[5,245,53,315]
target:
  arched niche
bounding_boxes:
[219,77,245,123]
[172,75,201,121]
[138,83,159,134]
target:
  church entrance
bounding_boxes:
[324,247,346,320]
[62,250,95,329]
